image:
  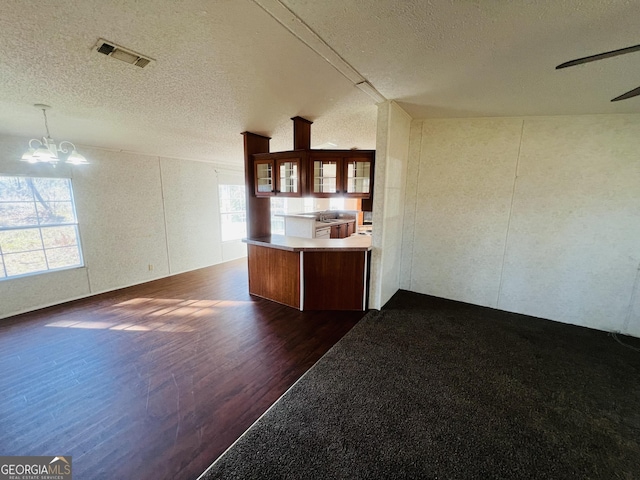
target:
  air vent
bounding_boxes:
[135,58,151,68]
[94,38,154,68]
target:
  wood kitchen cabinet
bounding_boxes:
[344,157,372,196]
[311,157,341,196]
[245,238,371,311]
[253,153,304,197]
[330,220,356,239]
[252,148,373,198]
[309,152,373,198]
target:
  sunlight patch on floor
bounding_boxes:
[43,297,256,332]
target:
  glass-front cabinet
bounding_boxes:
[311,158,341,195]
[278,160,300,195]
[344,157,372,196]
[253,155,303,197]
[254,159,274,195]
[310,155,373,198]
[253,151,373,198]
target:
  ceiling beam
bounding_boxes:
[253,0,386,104]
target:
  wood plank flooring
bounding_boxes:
[0,258,365,480]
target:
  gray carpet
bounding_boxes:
[200,290,640,479]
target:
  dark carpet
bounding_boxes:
[199,290,640,480]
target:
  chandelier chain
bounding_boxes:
[42,108,52,138]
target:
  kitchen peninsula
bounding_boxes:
[242,117,374,311]
[245,234,371,311]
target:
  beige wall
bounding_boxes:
[0,134,245,319]
[370,101,411,309]
[403,115,640,336]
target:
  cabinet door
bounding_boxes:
[344,157,371,197]
[276,158,302,196]
[254,160,274,196]
[330,224,341,238]
[310,158,342,196]
[347,221,355,236]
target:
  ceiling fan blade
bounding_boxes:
[611,86,640,102]
[556,43,640,69]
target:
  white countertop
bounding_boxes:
[279,211,357,229]
[243,234,371,252]
[314,218,355,229]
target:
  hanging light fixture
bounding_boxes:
[21,104,88,165]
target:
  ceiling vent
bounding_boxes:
[94,39,154,68]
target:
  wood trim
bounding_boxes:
[243,132,271,237]
[292,116,313,150]
[252,149,375,158]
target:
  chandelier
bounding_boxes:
[21,104,88,165]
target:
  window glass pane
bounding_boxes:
[219,184,247,241]
[46,246,81,270]
[41,226,78,248]
[37,201,76,225]
[31,177,72,201]
[220,213,247,241]
[0,175,83,280]
[0,202,38,227]
[0,176,32,201]
[4,250,48,276]
[270,197,285,235]
[0,228,43,253]
[219,185,231,212]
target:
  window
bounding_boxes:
[218,184,246,241]
[0,176,83,279]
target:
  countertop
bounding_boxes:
[279,212,357,230]
[314,218,356,229]
[243,234,371,252]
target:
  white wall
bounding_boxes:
[403,115,640,336]
[0,134,245,319]
[370,101,411,309]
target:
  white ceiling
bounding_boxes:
[0,0,639,166]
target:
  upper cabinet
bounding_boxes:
[344,157,372,197]
[253,153,304,197]
[278,158,301,195]
[310,157,341,196]
[254,159,274,195]
[253,150,374,199]
[309,152,374,198]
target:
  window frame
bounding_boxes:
[218,183,247,242]
[0,175,84,280]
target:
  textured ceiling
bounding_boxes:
[0,0,639,166]
[282,0,640,118]
[0,0,377,165]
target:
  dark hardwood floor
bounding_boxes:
[0,258,365,479]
